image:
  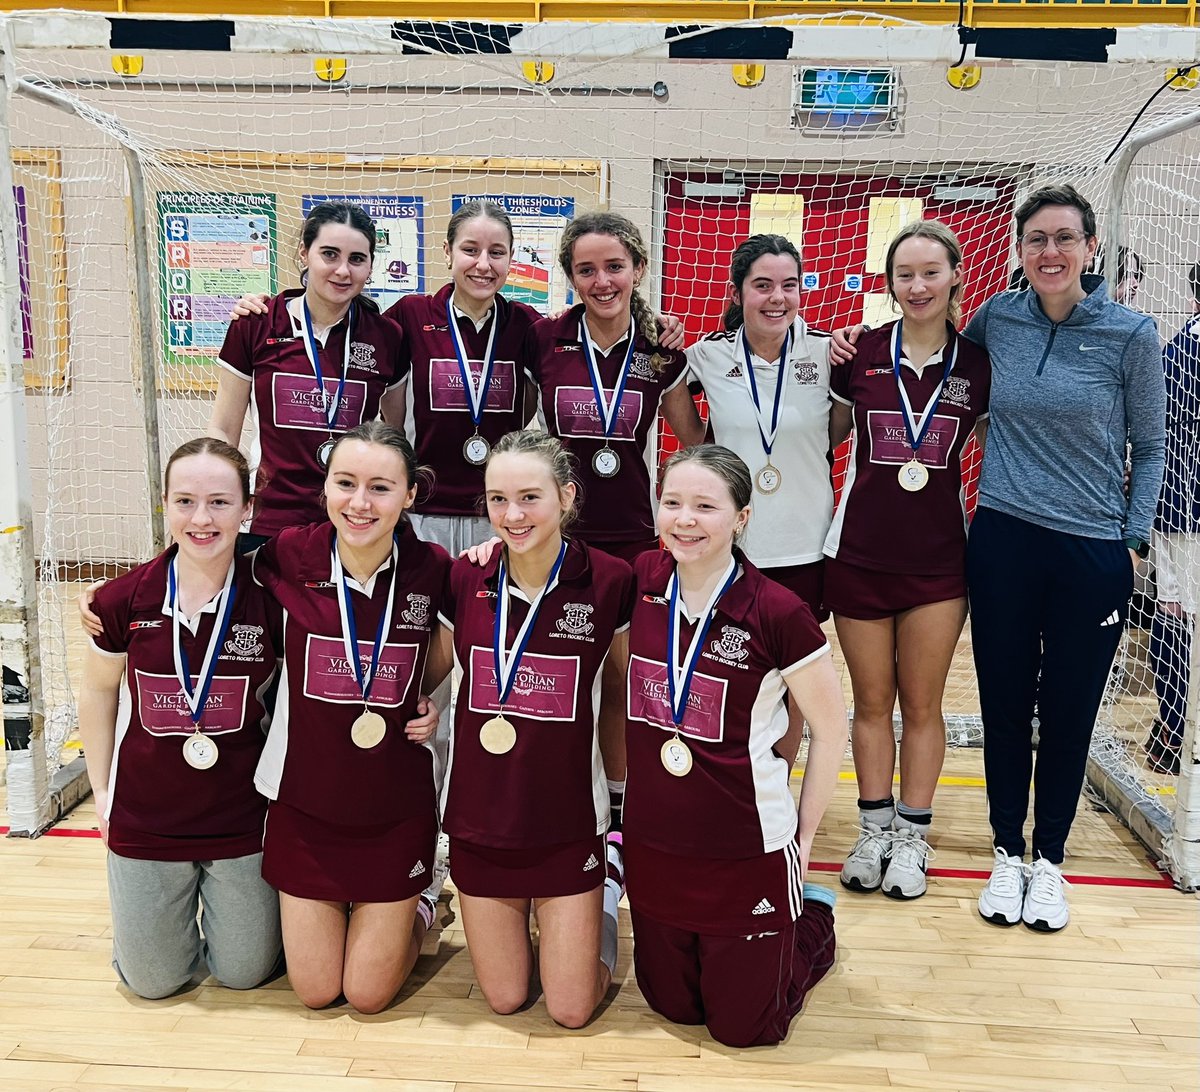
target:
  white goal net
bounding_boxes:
[0,12,1196,883]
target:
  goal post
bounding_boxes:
[1,11,1197,882]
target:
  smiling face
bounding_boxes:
[889,235,961,326]
[324,439,416,553]
[567,232,644,331]
[445,214,512,312]
[657,461,750,568]
[164,453,251,565]
[300,221,373,314]
[1018,204,1097,306]
[735,253,801,348]
[485,451,574,559]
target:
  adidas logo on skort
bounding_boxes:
[751,897,775,915]
[582,853,599,871]
[409,861,426,879]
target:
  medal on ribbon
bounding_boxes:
[580,315,636,479]
[739,325,791,496]
[331,532,400,750]
[892,320,957,493]
[447,297,499,466]
[300,297,354,467]
[484,540,569,755]
[661,558,738,776]
[168,556,237,771]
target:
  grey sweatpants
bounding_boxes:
[106,850,281,999]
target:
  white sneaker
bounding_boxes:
[977,847,1029,926]
[882,828,934,900]
[840,822,893,893]
[1022,858,1070,932]
[420,831,451,915]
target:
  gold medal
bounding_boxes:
[755,464,782,495]
[182,731,219,770]
[350,709,387,749]
[898,459,929,492]
[660,735,693,777]
[480,714,517,755]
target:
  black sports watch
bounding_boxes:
[1124,536,1150,560]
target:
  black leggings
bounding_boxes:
[966,507,1133,864]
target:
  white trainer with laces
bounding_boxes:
[977,847,1030,926]
[840,822,893,893]
[1022,857,1071,932]
[881,828,934,900]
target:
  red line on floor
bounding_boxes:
[2,827,1179,888]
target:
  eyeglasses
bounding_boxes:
[1019,230,1090,253]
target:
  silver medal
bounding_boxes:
[463,433,491,466]
[317,438,336,468]
[755,464,782,495]
[593,447,620,478]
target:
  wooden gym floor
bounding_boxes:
[0,613,1197,1091]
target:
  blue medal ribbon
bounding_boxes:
[446,297,499,430]
[579,315,636,444]
[493,539,568,708]
[891,320,958,458]
[331,532,400,707]
[738,325,792,463]
[168,557,237,727]
[301,297,354,432]
[665,558,738,727]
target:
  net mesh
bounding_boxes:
[5,16,1198,877]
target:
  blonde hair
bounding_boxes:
[559,212,667,371]
[487,429,580,532]
[884,219,965,327]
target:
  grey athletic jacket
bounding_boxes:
[963,274,1165,542]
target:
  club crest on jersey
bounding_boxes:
[710,625,751,663]
[349,342,377,372]
[629,352,655,381]
[401,593,431,627]
[556,602,595,637]
[793,360,820,385]
[129,620,163,630]
[224,624,264,659]
[940,375,972,407]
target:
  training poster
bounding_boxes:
[302,194,424,312]
[158,192,277,368]
[452,194,575,314]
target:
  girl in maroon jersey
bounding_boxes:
[523,212,704,564]
[425,430,632,1027]
[78,438,282,998]
[824,221,990,901]
[251,421,451,1013]
[622,444,848,1048]
[210,202,407,547]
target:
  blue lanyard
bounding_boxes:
[301,298,354,431]
[446,297,499,430]
[891,320,957,455]
[579,315,636,442]
[332,532,399,706]
[493,539,568,707]
[665,558,738,727]
[739,325,791,461]
[168,557,237,727]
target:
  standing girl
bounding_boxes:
[211,201,406,545]
[523,212,704,564]
[78,438,281,998]
[251,421,451,1011]
[683,234,833,617]
[824,221,990,900]
[430,430,633,1027]
[621,445,848,1048]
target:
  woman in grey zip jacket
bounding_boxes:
[962,183,1164,933]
